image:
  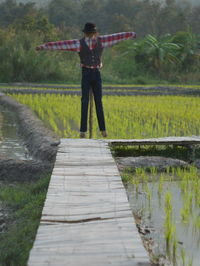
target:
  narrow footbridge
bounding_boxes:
[28,137,200,266]
[28,139,150,266]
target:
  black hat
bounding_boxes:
[82,22,97,33]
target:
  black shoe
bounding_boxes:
[80,132,86,138]
[101,131,107,138]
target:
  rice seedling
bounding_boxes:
[180,192,193,223]
[150,166,157,177]
[158,174,164,197]
[172,233,177,266]
[121,168,133,183]
[181,248,186,266]
[144,183,152,212]
[164,191,174,249]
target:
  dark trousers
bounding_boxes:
[80,67,106,132]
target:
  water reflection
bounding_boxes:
[127,180,200,266]
[0,105,30,160]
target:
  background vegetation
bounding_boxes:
[0,0,200,84]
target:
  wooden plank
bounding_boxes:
[107,136,200,146]
[28,139,150,266]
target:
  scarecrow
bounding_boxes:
[36,22,136,138]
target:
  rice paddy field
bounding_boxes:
[123,166,200,266]
[9,93,200,139]
[5,88,200,265]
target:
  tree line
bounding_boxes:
[0,0,199,84]
[1,0,200,36]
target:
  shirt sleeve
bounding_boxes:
[99,32,136,48]
[36,39,81,52]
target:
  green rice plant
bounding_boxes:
[181,248,186,266]
[180,249,193,266]
[193,180,200,204]
[140,169,147,183]
[135,168,147,185]
[150,166,157,176]
[180,173,189,194]
[171,167,175,177]
[166,166,170,175]
[165,191,173,215]
[175,167,183,179]
[164,191,176,258]
[144,183,152,212]
[180,192,193,224]
[122,168,133,183]
[134,175,140,195]
[188,259,193,266]
[158,173,164,199]
[194,215,200,230]
[172,230,178,266]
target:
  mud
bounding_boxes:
[116,156,189,173]
[0,156,53,182]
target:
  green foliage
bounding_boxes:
[48,0,80,29]
[0,26,80,82]
[0,175,50,265]
[0,0,200,83]
[172,31,200,70]
[0,0,37,27]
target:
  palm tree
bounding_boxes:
[143,34,181,74]
[172,31,200,70]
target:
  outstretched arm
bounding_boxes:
[100,32,136,48]
[36,39,81,52]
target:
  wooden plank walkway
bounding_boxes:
[28,139,150,266]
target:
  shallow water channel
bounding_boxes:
[126,175,200,266]
[0,105,30,160]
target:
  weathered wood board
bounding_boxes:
[28,139,150,266]
[107,136,200,146]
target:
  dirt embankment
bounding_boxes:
[0,94,60,182]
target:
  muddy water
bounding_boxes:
[127,181,200,266]
[0,105,30,160]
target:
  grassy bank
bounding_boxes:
[0,175,50,265]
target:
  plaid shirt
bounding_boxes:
[36,32,136,68]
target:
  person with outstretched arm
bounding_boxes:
[36,22,136,138]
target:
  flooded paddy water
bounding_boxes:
[125,168,200,265]
[0,105,29,160]
[0,104,32,233]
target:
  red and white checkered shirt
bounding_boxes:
[36,32,136,68]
